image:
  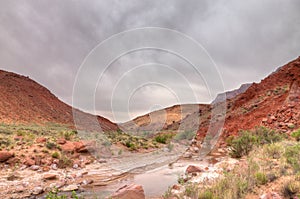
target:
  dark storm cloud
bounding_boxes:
[0,0,299,122]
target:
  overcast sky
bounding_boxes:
[0,0,300,122]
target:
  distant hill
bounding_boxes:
[0,70,118,131]
[121,56,300,145]
[212,83,252,104]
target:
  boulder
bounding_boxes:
[43,173,58,180]
[60,184,78,192]
[75,141,96,153]
[110,184,145,199]
[36,137,47,143]
[186,165,203,174]
[0,151,14,162]
[30,165,40,171]
[57,138,66,145]
[61,141,76,153]
[32,186,44,195]
[24,157,35,166]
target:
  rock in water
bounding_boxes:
[110,184,145,199]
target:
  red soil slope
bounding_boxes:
[0,70,118,131]
[196,56,300,143]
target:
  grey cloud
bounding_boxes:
[0,0,299,122]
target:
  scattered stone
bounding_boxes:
[7,173,20,181]
[24,157,35,166]
[172,184,181,190]
[13,185,25,193]
[208,158,219,165]
[186,165,203,174]
[0,151,14,162]
[61,141,76,152]
[30,165,40,171]
[73,164,79,169]
[36,137,47,143]
[81,179,93,185]
[60,184,78,192]
[110,184,145,199]
[260,191,282,199]
[42,166,50,172]
[19,165,27,170]
[51,164,58,170]
[57,138,66,145]
[81,171,88,175]
[262,118,268,123]
[43,173,58,180]
[32,186,44,195]
[7,157,20,165]
[98,159,107,164]
[76,140,96,153]
[183,152,192,159]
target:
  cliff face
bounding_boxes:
[195,56,300,143]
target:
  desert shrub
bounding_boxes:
[58,153,73,168]
[62,130,77,141]
[162,187,173,199]
[125,141,133,148]
[229,131,256,158]
[51,151,60,159]
[198,190,214,199]
[174,131,195,141]
[255,172,267,185]
[16,130,26,136]
[229,127,283,158]
[0,138,11,147]
[284,144,300,172]
[253,126,282,144]
[199,173,248,199]
[0,129,12,135]
[154,133,173,144]
[282,181,300,198]
[45,141,56,150]
[45,188,68,199]
[184,183,198,198]
[263,143,283,159]
[291,129,300,141]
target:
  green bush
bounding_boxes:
[45,189,67,199]
[291,129,300,141]
[62,130,77,141]
[255,172,268,185]
[253,126,282,144]
[58,153,73,168]
[229,127,283,158]
[51,151,60,159]
[154,133,173,144]
[282,181,300,198]
[46,141,56,150]
[198,190,214,199]
[263,143,282,159]
[229,131,256,158]
[174,131,195,141]
[284,144,300,172]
